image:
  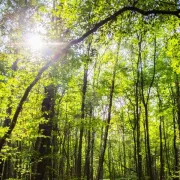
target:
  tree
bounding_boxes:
[0,1,180,179]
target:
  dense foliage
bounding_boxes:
[0,0,180,179]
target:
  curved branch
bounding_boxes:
[70,6,180,45]
[0,6,179,151]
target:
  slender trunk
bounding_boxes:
[66,127,70,179]
[159,117,164,180]
[140,36,156,180]
[98,127,105,179]
[136,107,142,180]
[74,128,78,176]
[98,128,108,180]
[143,117,148,176]
[59,129,66,179]
[132,126,137,174]
[144,104,153,179]
[173,108,179,180]
[90,130,95,180]
[135,48,142,179]
[108,140,112,179]
[157,90,165,180]
[51,128,58,179]
[122,114,126,177]
[77,63,88,179]
[174,75,180,179]
[175,75,180,136]
[163,119,171,177]
[84,104,93,179]
[96,48,118,180]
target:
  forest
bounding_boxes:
[0,0,180,179]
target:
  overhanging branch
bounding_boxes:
[70,6,180,45]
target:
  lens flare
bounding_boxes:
[26,34,43,50]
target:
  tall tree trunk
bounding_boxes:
[84,129,91,180]
[144,104,153,179]
[66,125,70,179]
[108,140,112,179]
[135,42,142,180]
[59,130,66,179]
[163,119,171,177]
[170,75,180,179]
[175,75,180,137]
[90,129,95,180]
[122,112,126,177]
[84,105,93,180]
[157,90,165,180]
[173,108,179,180]
[140,36,156,180]
[174,74,180,179]
[74,128,78,177]
[77,63,88,179]
[159,116,164,180]
[33,84,55,180]
[96,47,119,180]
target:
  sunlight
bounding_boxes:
[26,34,43,51]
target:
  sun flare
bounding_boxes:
[26,34,44,51]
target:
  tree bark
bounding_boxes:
[33,84,55,180]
